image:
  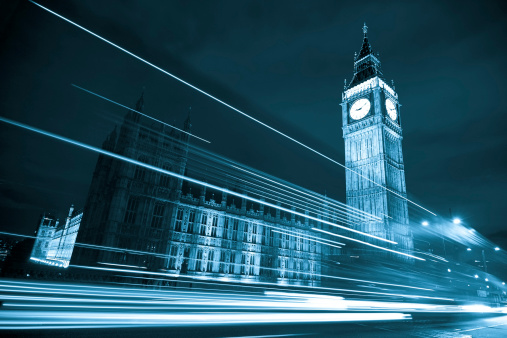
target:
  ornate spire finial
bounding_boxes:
[363,22,368,35]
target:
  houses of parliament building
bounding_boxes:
[32,24,413,284]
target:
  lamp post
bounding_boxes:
[482,249,488,273]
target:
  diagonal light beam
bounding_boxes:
[28,0,436,217]
[71,84,210,144]
[0,115,397,246]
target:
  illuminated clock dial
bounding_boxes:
[349,98,371,120]
[385,98,397,121]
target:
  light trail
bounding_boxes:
[70,264,450,300]
[139,193,349,248]
[232,165,380,222]
[270,229,343,250]
[216,170,369,227]
[71,83,211,144]
[0,310,412,329]
[28,0,437,217]
[0,116,398,247]
[185,152,375,225]
[4,278,502,332]
[0,230,428,293]
[312,228,426,261]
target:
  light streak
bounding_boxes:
[312,227,425,261]
[97,262,147,269]
[220,171,369,227]
[70,264,451,300]
[184,148,373,225]
[71,84,210,143]
[28,0,437,217]
[232,165,381,222]
[141,193,348,248]
[0,116,396,246]
[0,229,426,293]
[270,229,343,250]
[0,310,412,328]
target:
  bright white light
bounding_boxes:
[447,269,451,272]
[422,221,429,226]
[452,218,461,224]
[502,282,505,285]
[495,247,500,251]
[474,274,479,278]
[461,304,493,313]
[485,278,489,282]
[467,248,472,251]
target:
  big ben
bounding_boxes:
[341,24,413,258]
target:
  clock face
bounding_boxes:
[349,98,371,120]
[385,99,397,121]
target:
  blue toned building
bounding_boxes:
[72,93,333,286]
[30,206,83,267]
[341,24,413,258]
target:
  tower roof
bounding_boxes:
[356,23,373,61]
[347,23,384,89]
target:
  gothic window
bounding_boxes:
[159,163,172,188]
[207,250,215,272]
[134,156,149,181]
[186,210,195,234]
[176,208,183,220]
[169,246,177,269]
[241,254,247,274]
[242,222,248,242]
[281,233,287,249]
[139,127,149,140]
[230,252,236,272]
[233,219,240,241]
[124,196,139,224]
[199,213,207,236]
[151,203,165,228]
[134,166,145,181]
[223,218,229,238]
[196,248,203,271]
[211,215,218,237]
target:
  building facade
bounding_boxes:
[30,213,59,261]
[46,206,83,265]
[341,24,413,257]
[73,95,327,285]
[30,206,83,267]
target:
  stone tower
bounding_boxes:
[341,24,413,258]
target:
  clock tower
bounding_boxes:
[341,24,413,259]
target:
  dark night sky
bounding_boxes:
[1,0,506,238]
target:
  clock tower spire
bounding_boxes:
[348,23,384,89]
[341,24,413,260]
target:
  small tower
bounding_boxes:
[30,213,59,260]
